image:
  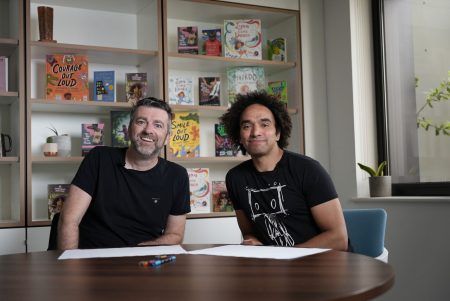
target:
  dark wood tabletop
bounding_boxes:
[0,244,394,301]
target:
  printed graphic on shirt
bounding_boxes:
[246,182,294,246]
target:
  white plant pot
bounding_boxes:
[369,176,392,197]
[50,135,71,157]
[42,142,58,157]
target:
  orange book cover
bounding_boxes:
[46,54,89,101]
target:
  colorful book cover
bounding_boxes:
[46,54,89,101]
[227,66,265,104]
[93,71,115,101]
[168,76,194,105]
[267,80,288,105]
[199,77,220,106]
[187,168,211,213]
[125,73,148,103]
[201,28,222,56]
[223,19,262,60]
[168,112,200,158]
[0,56,8,92]
[110,111,131,147]
[178,26,199,54]
[81,123,104,156]
[215,123,238,157]
[212,181,233,212]
[267,37,287,62]
[48,184,70,220]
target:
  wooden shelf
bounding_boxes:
[0,92,20,104]
[168,52,296,74]
[30,41,158,66]
[170,156,249,164]
[187,212,236,219]
[0,157,20,164]
[0,38,19,56]
[32,156,83,164]
[30,99,132,113]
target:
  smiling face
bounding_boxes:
[128,106,170,159]
[239,104,280,158]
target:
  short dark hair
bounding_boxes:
[129,97,173,127]
[219,90,292,150]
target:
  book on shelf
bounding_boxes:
[0,56,8,92]
[187,168,211,213]
[212,181,234,212]
[168,112,200,158]
[93,71,115,101]
[48,184,70,220]
[125,73,148,103]
[227,66,265,104]
[81,123,104,156]
[110,111,131,148]
[215,123,239,157]
[267,37,287,62]
[201,28,222,56]
[168,76,194,105]
[178,26,199,54]
[46,54,89,101]
[223,19,262,60]
[267,80,288,105]
[199,77,220,106]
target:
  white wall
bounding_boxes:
[0,228,25,255]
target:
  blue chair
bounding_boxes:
[343,208,388,262]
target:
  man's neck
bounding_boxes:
[125,149,159,171]
[251,148,284,172]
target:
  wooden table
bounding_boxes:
[0,245,394,301]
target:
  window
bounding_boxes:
[373,0,450,195]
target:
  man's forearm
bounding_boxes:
[139,233,183,246]
[58,222,79,250]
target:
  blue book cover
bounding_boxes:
[93,71,115,101]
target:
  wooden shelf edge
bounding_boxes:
[0,91,19,97]
[0,38,19,46]
[169,156,249,164]
[168,52,296,68]
[187,212,236,219]
[30,41,158,56]
[0,157,19,164]
[32,156,83,163]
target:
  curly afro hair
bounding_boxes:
[219,90,292,151]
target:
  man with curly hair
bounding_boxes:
[220,91,349,250]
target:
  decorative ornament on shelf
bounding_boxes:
[357,161,391,197]
[37,6,57,43]
[46,125,71,157]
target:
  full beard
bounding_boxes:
[131,137,163,159]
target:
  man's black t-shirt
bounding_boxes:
[226,151,338,246]
[72,146,190,249]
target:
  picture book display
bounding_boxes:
[48,184,70,220]
[212,181,233,212]
[223,19,262,60]
[81,123,104,156]
[93,71,115,101]
[267,80,288,105]
[168,112,200,158]
[125,73,148,102]
[178,26,199,54]
[168,76,194,105]
[201,28,222,56]
[0,56,8,92]
[267,37,287,62]
[199,77,220,106]
[46,54,89,101]
[215,123,239,157]
[187,168,211,213]
[227,66,265,103]
[110,111,131,147]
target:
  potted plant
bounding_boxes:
[46,125,71,157]
[357,161,391,197]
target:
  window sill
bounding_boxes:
[351,196,450,203]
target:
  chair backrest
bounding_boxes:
[47,213,60,251]
[343,208,387,258]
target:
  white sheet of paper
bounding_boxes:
[58,245,187,260]
[188,245,329,259]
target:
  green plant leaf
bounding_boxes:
[357,163,376,177]
[376,161,387,176]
